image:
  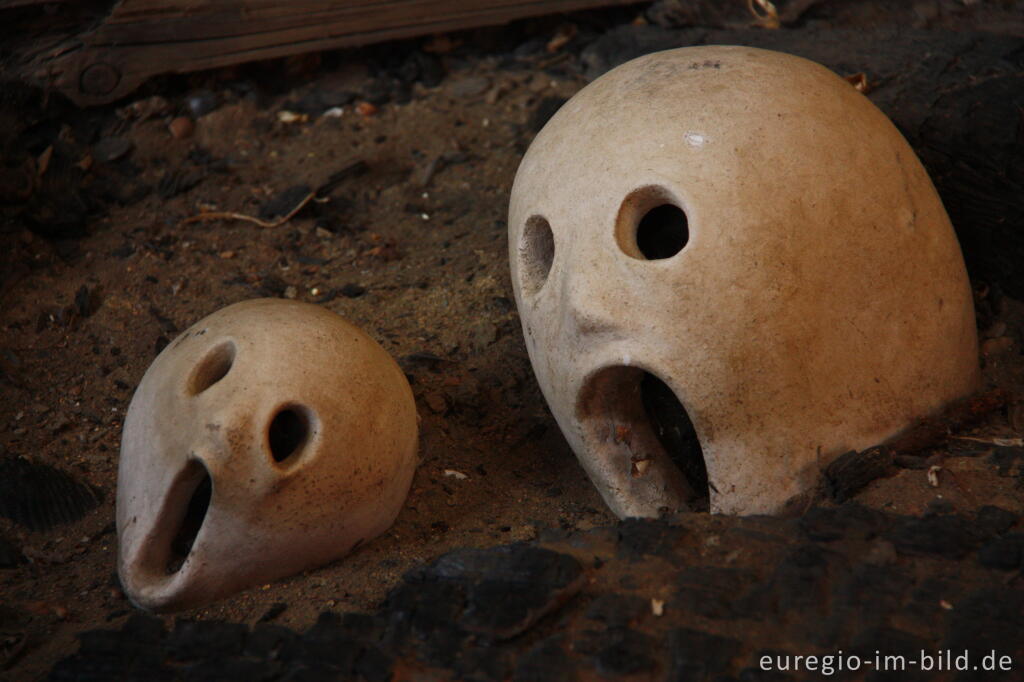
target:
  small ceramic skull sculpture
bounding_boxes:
[509,46,979,518]
[118,298,418,611]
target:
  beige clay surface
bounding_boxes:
[509,45,980,517]
[117,298,418,611]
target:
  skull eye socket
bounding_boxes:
[616,186,689,260]
[188,341,235,395]
[519,215,555,295]
[268,405,312,465]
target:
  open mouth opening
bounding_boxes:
[164,460,212,574]
[577,366,709,513]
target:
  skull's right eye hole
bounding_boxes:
[615,186,689,260]
[519,215,554,295]
[188,341,235,395]
[637,204,688,259]
[268,406,311,465]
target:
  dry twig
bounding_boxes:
[180,191,319,228]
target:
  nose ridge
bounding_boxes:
[559,266,625,339]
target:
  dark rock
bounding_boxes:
[674,566,759,620]
[156,168,204,199]
[617,517,680,559]
[800,502,890,542]
[850,627,931,681]
[575,628,657,677]
[246,624,298,660]
[166,620,247,660]
[942,588,1024,664]
[584,593,647,627]
[513,635,575,682]
[668,627,740,681]
[825,447,894,503]
[975,505,1018,537]
[453,644,511,682]
[766,544,836,614]
[977,532,1024,571]
[834,563,912,624]
[449,75,491,98]
[92,136,133,163]
[433,545,585,639]
[121,613,166,643]
[903,577,963,627]
[185,657,271,680]
[299,631,361,672]
[383,579,466,667]
[886,514,981,559]
[738,664,795,682]
[340,612,383,640]
[354,643,393,682]
[0,457,101,531]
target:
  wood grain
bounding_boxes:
[18,0,632,105]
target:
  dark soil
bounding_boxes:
[2,1,1024,679]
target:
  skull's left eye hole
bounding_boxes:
[188,341,235,395]
[519,214,555,296]
[268,405,312,465]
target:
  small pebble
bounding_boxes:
[981,336,1013,357]
[425,392,447,413]
[277,110,308,124]
[186,89,219,117]
[168,116,195,139]
[448,75,490,98]
[984,321,1007,338]
[355,101,377,117]
[92,137,133,163]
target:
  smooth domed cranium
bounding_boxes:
[118,298,418,611]
[509,46,979,518]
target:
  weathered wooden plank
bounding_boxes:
[21,0,635,105]
[0,0,70,8]
[94,0,596,43]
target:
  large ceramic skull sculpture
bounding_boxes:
[118,298,418,611]
[509,46,979,518]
